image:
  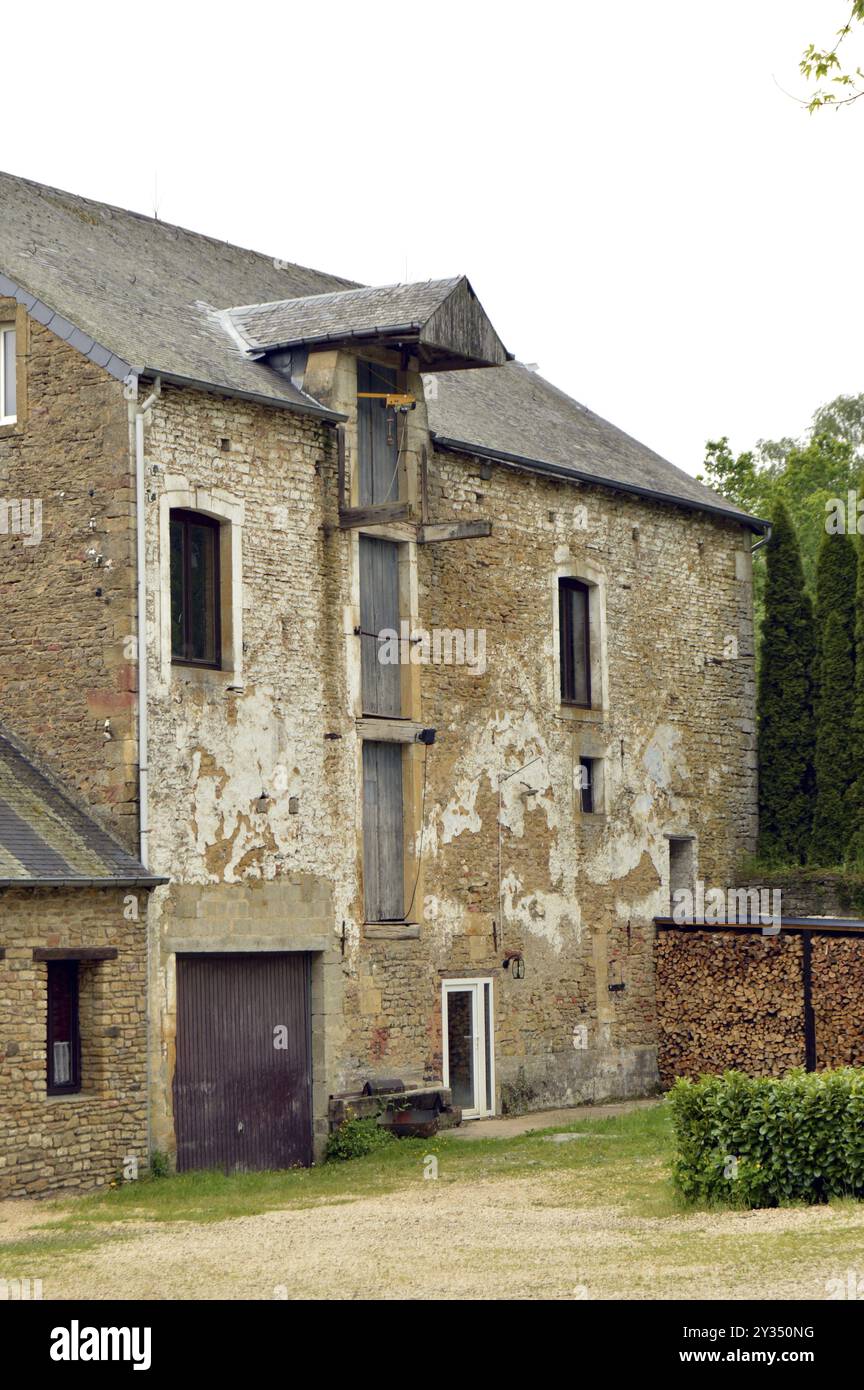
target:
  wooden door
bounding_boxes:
[360,535,402,716]
[357,360,400,506]
[173,953,312,1172]
[362,741,405,922]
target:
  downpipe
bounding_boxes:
[126,373,161,1169]
[132,377,160,868]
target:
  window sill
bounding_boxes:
[556,704,606,724]
[171,664,243,692]
[0,420,22,439]
[45,1091,89,1104]
[579,811,608,826]
[363,922,420,940]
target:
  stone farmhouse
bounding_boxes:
[0,172,764,1195]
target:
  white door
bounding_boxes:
[442,979,495,1119]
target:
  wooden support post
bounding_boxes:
[336,425,347,511]
[802,931,816,1071]
[420,444,429,523]
[417,520,492,544]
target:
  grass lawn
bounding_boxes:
[2,1102,863,1299]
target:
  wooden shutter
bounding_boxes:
[360,536,402,716]
[357,360,399,506]
[362,741,405,922]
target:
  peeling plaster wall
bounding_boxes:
[141,384,358,1153]
[140,367,756,1142]
[0,304,760,1168]
[410,445,757,1111]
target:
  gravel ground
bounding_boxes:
[6,1173,864,1301]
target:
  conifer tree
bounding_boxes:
[848,521,864,861]
[757,501,816,864]
[813,530,856,717]
[810,609,855,865]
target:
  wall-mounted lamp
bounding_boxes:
[503,950,525,979]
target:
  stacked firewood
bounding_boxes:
[812,936,864,1068]
[655,931,806,1086]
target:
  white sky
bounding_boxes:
[3,1,862,476]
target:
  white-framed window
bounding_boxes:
[0,326,16,424]
[442,978,495,1119]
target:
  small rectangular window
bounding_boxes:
[47,961,80,1094]
[170,510,221,667]
[0,326,16,423]
[559,578,591,706]
[669,837,695,912]
[579,757,595,814]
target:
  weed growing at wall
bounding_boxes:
[324,1116,395,1162]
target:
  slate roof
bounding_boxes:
[0,170,355,416]
[426,363,761,528]
[230,278,466,352]
[0,170,764,529]
[0,726,162,886]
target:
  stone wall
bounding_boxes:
[138,356,758,1142]
[0,313,762,1177]
[358,431,756,1111]
[138,381,360,1155]
[0,309,137,848]
[0,888,148,1198]
[749,871,864,921]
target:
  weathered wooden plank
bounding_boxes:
[339,502,414,529]
[353,520,418,542]
[356,717,426,743]
[364,924,421,939]
[417,519,492,544]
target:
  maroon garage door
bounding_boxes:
[174,953,312,1172]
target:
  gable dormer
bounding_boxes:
[224,276,511,373]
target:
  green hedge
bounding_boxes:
[669,1069,864,1207]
